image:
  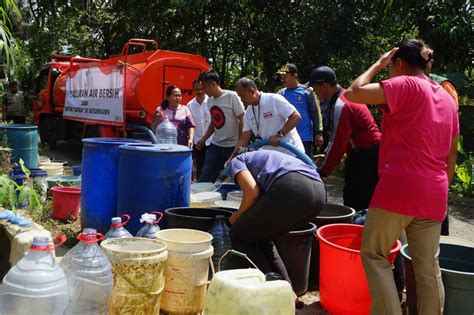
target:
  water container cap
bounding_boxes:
[111,214,130,227]
[78,229,104,243]
[140,211,163,224]
[30,234,66,251]
[0,210,14,220]
[18,219,33,227]
[140,213,156,224]
[9,215,25,224]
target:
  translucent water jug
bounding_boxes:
[155,118,177,144]
[104,214,133,240]
[0,235,69,315]
[204,269,294,315]
[209,215,232,271]
[136,211,163,239]
[60,229,113,315]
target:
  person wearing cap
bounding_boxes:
[231,77,305,157]
[345,39,458,315]
[196,69,245,182]
[277,63,323,159]
[309,66,381,211]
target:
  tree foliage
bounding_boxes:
[13,0,474,94]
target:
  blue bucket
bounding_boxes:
[217,183,240,200]
[81,138,143,233]
[0,124,39,168]
[117,143,192,234]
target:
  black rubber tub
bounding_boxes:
[309,203,356,290]
[164,207,233,232]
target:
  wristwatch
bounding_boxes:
[277,130,285,137]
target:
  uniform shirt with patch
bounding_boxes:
[243,92,304,154]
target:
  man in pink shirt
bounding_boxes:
[346,39,459,315]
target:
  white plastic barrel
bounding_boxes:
[191,182,216,194]
[204,269,294,315]
[156,229,214,314]
[190,191,222,208]
[214,200,241,210]
[226,190,243,202]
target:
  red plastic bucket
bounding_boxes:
[316,223,401,315]
[51,187,81,221]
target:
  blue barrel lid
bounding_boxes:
[82,137,145,145]
[0,123,38,130]
[119,143,191,153]
[11,166,47,179]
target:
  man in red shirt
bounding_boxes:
[309,66,381,211]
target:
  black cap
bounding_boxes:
[309,66,337,85]
[276,63,298,75]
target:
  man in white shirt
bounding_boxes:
[232,77,304,156]
[187,80,213,179]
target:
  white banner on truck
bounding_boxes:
[64,66,124,125]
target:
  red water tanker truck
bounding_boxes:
[32,39,210,146]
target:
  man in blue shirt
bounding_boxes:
[278,64,323,159]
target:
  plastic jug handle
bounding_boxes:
[112,214,131,227]
[150,211,163,224]
[77,232,105,243]
[218,249,259,272]
[52,234,67,248]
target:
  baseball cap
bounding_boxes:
[309,66,337,85]
[276,63,298,75]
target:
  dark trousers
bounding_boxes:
[192,144,207,180]
[198,144,234,182]
[5,115,26,124]
[302,141,314,160]
[441,213,449,235]
[344,144,379,211]
[230,172,325,282]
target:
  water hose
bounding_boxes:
[248,138,316,169]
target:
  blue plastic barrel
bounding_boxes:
[117,143,192,234]
[81,138,143,233]
[0,124,39,168]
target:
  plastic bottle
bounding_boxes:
[104,214,133,240]
[135,211,163,239]
[60,229,113,315]
[208,215,232,271]
[0,235,69,315]
[155,118,178,144]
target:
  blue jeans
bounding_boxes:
[198,144,234,182]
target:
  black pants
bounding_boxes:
[302,141,314,160]
[230,172,325,282]
[344,144,379,211]
[5,115,26,124]
[192,144,207,180]
[198,144,234,182]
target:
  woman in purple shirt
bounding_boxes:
[151,85,195,147]
[229,149,325,293]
